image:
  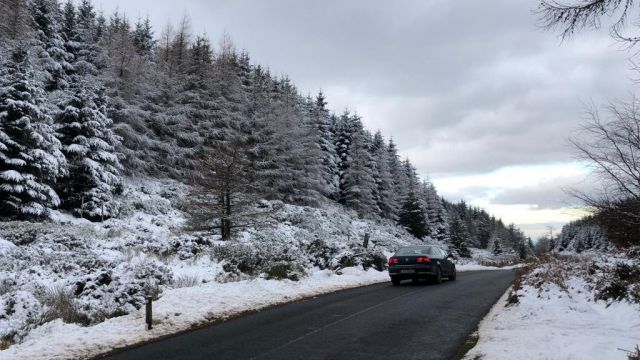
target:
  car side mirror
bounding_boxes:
[447,253,456,259]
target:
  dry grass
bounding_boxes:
[505,254,592,306]
[41,284,89,325]
[173,274,200,288]
[0,338,10,351]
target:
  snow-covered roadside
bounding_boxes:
[1,263,508,360]
[465,271,640,359]
[0,267,386,360]
[456,264,520,271]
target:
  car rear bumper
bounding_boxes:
[388,265,436,279]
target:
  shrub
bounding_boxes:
[596,262,640,304]
[306,239,339,270]
[0,291,43,345]
[264,262,307,281]
[214,243,261,275]
[360,249,387,271]
[71,260,173,324]
[157,236,212,260]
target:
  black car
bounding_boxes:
[388,245,456,285]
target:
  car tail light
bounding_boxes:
[417,257,431,263]
[388,258,399,264]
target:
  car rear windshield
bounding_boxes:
[395,246,437,256]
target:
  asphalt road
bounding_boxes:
[106,270,514,360]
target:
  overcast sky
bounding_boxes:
[95,0,633,238]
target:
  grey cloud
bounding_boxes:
[491,175,596,210]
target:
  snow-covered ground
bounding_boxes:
[1,264,509,360]
[0,179,516,360]
[465,255,640,360]
[0,267,385,360]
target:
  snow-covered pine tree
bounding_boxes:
[94,11,105,42]
[0,47,66,219]
[334,110,353,177]
[371,130,395,218]
[55,82,122,220]
[293,95,326,205]
[476,213,492,249]
[29,0,74,90]
[67,0,102,76]
[386,138,406,220]
[336,112,378,216]
[492,237,503,256]
[449,216,471,258]
[252,77,323,204]
[61,0,75,43]
[311,91,339,200]
[398,190,428,239]
[133,16,154,55]
[423,181,449,242]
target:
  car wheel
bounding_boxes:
[391,278,401,286]
[450,267,456,281]
[432,268,442,285]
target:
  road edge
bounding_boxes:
[456,285,512,360]
[89,278,390,360]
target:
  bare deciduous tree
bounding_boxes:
[570,99,640,246]
[538,0,640,45]
[185,139,280,240]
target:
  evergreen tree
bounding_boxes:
[68,0,101,75]
[492,238,503,256]
[0,48,66,219]
[449,217,471,258]
[94,11,105,42]
[386,138,406,220]
[424,182,449,241]
[518,239,528,260]
[55,82,122,220]
[30,0,74,90]
[398,191,428,239]
[527,237,535,252]
[371,130,395,218]
[476,215,492,249]
[337,113,377,215]
[311,91,339,199]
[133,16,154,55]
[61,0,75,43]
